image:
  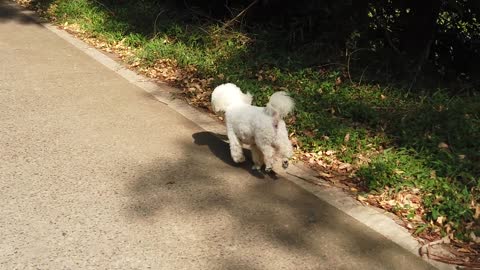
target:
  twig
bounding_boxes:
[346,48,353,84]
[215,0,259,33]
[419,237,480,268]
[358,65,370,86]
[346,48,370,84]
[408,37,434,92]
[373,14,401,55]
[153,10,165,38]
[91,0,114,15]
[224,0,234,17]
[316,63,347,68]
[197,26,210,35]
[384,28,401,55]
[427,253,480,268]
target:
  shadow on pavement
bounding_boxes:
[0,1,45,26]
[192,131,271,179]
[124,133,435,270]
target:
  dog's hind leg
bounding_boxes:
[250,145,264,170]
[227,127,245,163]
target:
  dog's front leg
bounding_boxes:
[278,142,293,169]
[227,126,245,163]
[275,122,293,169]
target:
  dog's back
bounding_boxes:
[211,83,252,113]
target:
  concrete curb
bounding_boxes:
[29,7,455,270]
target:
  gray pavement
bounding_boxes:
[0,1,435,269]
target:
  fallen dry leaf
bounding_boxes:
[470,232,480,243]
[393,169,405,175]
[357,195,367,202]
[436,216,445,225]
[325,150,336,156]
[457,248,471,253]
[318,172,334,178]
[303,130,315,138]
[338,163,352,171]
[335,77,342,85]
[438,142,449,149]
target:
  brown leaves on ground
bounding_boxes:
[137,59,214,109]
[297,139,480,264]
[357,188,436,236]
[298,149,362,190]
[57,21,215,110]
[16,0,58,18]
[59,23,135,63]
[256,69,278,82]
[419,236,480,268]
[16,0,38,9]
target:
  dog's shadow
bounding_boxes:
[192,132,278,180]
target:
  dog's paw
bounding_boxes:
[282,160,289,169]
[265,166,273,173]
[252,165,261,171]
[233,155,246,163]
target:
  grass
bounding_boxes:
[23,0,480,240]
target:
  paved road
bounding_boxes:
[0,1,435,269]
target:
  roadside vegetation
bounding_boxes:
[18,0,479,261]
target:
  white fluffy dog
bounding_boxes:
[211,83,294,172]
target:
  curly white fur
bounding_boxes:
[211,83,294,172]
[211,83,253,113]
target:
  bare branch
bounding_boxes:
[215,0,259,33]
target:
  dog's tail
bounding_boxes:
[211,83,253,113]
[265,91,294,119]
